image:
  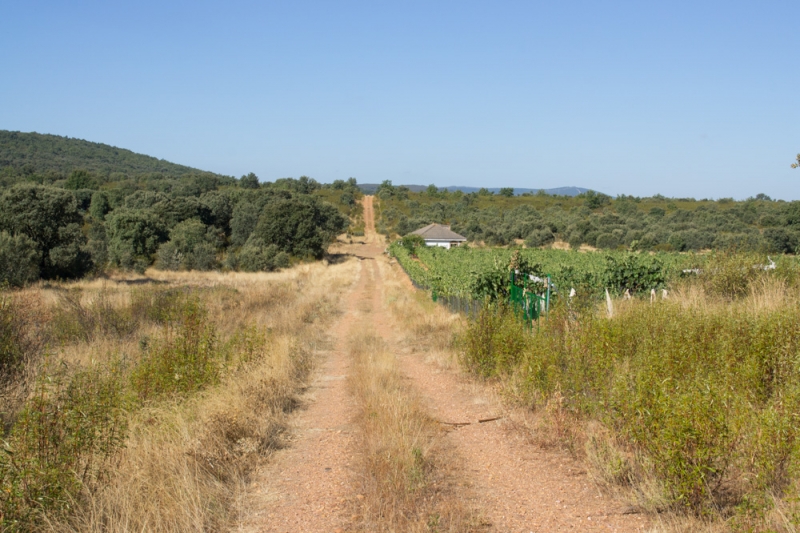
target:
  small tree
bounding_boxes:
[499,187,514,197]
[401,234,425,255]
[0,232,40,286]
[105,209,168,272]
[0,184,91,279]
[240,172,259,189]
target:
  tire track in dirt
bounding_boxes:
[395,341,651,532]
[236,257,372,533]
[361,196,651,532]
[238,196,651,532]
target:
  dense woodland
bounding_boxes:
[374,181,799,253]
[0,132,362,285]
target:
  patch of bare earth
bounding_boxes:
[371,209,650,531]
[397,351,650,532]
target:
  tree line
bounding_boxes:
[375,181,800,254]
[0,171,361,286]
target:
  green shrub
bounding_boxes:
[524,229,555,248]
[251,196,346,259]
[603,253,667,294]
[156,219,220,271]
[0,364,128,529]
[105,208,168,272]
[700,250,763,298]
[460,304,528,377]
[236,238,280,272]
[400,234,425,254]
[0,232,40,287]
[131,299,220,400]
[0,184,92,279]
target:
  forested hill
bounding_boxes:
[0,130,365,287]
[0,130,221,186]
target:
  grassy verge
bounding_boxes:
[350,333,477,532]
[461,271,800,531]
[1,262,354,531]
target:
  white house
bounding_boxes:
[410,223,467,249]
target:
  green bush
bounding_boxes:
[156,219,220,271]
[237,238,281,272]
[700,250,762,299]
[400,234,425,254]
[0,364,128,529]
[460,304,528,377]
[251,196,347,259]
[524,229,555,248]
[0,232,40,287]
[105,208,168,272]
[0,184,92,279]
[131,299,220,400]
[603,253,667,294]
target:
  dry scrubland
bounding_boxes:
[462,256,800,532]
[6,236,800,533]
[0,262,356,531]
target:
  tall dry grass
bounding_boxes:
[1,260,357,531]
[349,333,478,533]
[380,259,463,370]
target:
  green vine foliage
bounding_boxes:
[603,253,667,294]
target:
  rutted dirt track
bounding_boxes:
[237,196,649,532]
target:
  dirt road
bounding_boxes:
[237,195,649,532]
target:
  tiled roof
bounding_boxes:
[410,223,467,241]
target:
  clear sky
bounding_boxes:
[1,1,798,199]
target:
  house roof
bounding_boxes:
[410,223,467,241]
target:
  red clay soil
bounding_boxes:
[236,196,650,532]
[235,259,368,533]
[397,344,650,532]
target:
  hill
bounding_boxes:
[0,130,222,185]
[357,183,592,196]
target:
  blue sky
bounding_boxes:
[1,1,798,199]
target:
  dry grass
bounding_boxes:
[343,259,479,532]
[560,277,800,527]
[349,333,478,533]
[381,260,463,370]
[3,260,358,531]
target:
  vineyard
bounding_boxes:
[389,242,793,301]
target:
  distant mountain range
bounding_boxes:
[357,184,592,196]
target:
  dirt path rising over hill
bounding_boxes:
[362,194,376,235]
[235,200,387,532]
[237,196,649,532]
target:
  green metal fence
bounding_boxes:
[509,270,550,327]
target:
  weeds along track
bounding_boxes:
[379,254,651,532]
[0,262,357,532]
[349,333,480,532]
[236,239,477,532]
